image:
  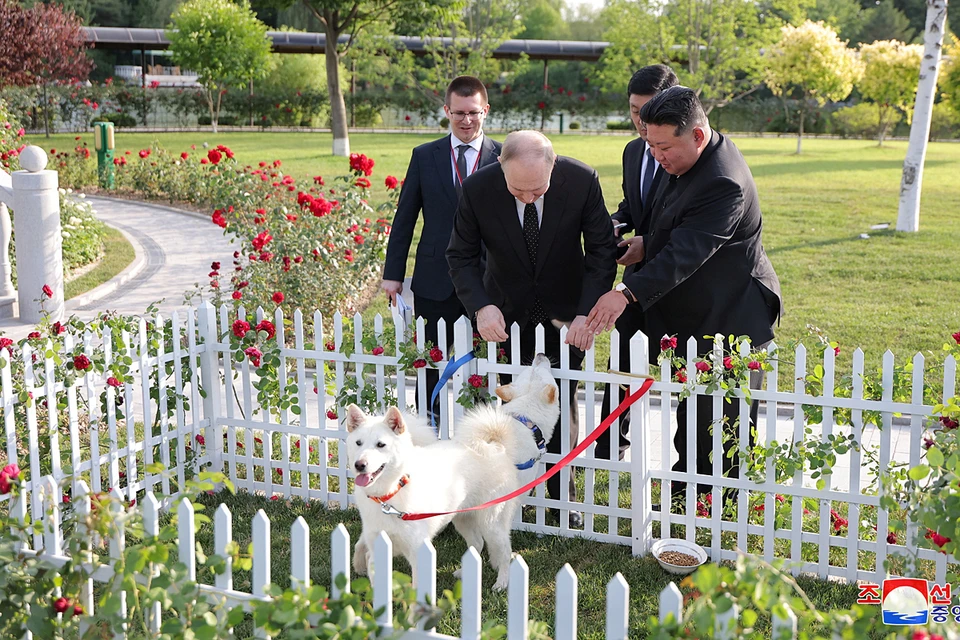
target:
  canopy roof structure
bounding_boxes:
[82,27,609,62]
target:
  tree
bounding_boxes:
[168,0,272,134]
[518,0,570,40]
[858,39,922,145]
[896,0,948,232]
[597,0,800,114]
[0,0,93,136]
[855,0,915,45]
[259,0,456,157]
[807,0,865,42]
[565,2,603,41]
[764,20,863,153]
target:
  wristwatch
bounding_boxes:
[615,282,636,303]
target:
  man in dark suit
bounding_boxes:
[586,86,782,503]
[383,76,502,422]
[447,130,618,525]
[595,64,678,462]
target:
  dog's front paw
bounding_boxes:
[353,540,369,575]
[492,574,509,591]
[453,568,463,580]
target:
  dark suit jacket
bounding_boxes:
[384,134,501,301]
[446,156,618,328]
[624,130,782,351]
[611,137,666,275]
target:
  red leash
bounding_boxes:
[382,377,654,521]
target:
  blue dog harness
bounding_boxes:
[514,415,547,470]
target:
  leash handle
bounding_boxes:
[397,377,654,521]
[429,350,477,426]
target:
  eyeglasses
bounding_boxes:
[449,110,485,122]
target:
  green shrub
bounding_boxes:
[930,101,960,140]
[197,114,238,126]
[91,112,138,128]
[606,119,632,130]
[568,121,581,130]
[831,102,898,139]
[439,116,450,128]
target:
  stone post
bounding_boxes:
[11,146,63,324]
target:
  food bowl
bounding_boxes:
[651,538,708,575]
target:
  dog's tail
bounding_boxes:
[452,405,516,457]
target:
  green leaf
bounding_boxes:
[908,464,930,481]
[926,446,944,467]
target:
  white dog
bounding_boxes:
[346,353,560,590]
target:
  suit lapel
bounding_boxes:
[432,135,459,209]
[628,141,643,213]
[535,166,566,279]
[478,135,499,168]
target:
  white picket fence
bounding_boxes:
[1,301,958,635]
[21,473,804,639]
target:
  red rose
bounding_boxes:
[200,158,209,165]
[232,291,242,300]
[953,331,960,345]
[469,374,483,388]
[42,284,53,298]
[244,346,262,367]
[747,360,761,371]
[0,337,12,350]
[211,261,221,270]
[0,463,21,494]
[53,321,66,335]
[413,358,427,369]
[232,319,251,339]
[256,320,276,340]
[272,291,284,305]
[27,332,41,339]
[313,175,324,185]
[107,377,121,388]
[537,101,546,110]
[181,152,189,160]
[252,231,273,251]
[385,175,398,190]
[833,517,848,531]
[355,177,371,189]
[695,361,710,372]
[63,494,71,504]
[138,149,150,159]
[405,115,411,121]
[73,354,91,371]
[54,597,70,614]
[429,346,443,362]
[775,494,785,503]
[207,149,222,164]
[325,342,335,351]
[372,346,384,356]
[196,434,205,445]
[73,604,84,616]
[723,356,734,370]
[211,211,227,228]
[326,409,338,420]
[939,416,958,430]
[833,346,840,356]
[675,370,687,383]
[887,532,897,544]
[753,504,764,512]
[660,335,677,351]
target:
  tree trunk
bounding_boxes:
[796,109,804,155]
[325,19,350,157]
[896,0,948,232]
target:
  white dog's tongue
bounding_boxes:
[355,473,371,487]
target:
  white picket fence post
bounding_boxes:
[197,301,223,474]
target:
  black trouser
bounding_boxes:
[501,321,583,504]
[670,367,763,505]
[413,292,468,424]
[596,302,646,461]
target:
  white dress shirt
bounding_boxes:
[514,195,544,228]
[449,133,485,188]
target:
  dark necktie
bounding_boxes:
[455,144,470,195]
[641,147,656,205]
[522,202,548,326]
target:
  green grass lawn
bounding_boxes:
[64,225,136,300]
[32,131,960,367]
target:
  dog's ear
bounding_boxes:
[541,384,557,405]
[384,406,406,434]
[345,404,366,432]
[495,384,514,402]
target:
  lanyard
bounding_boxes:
[451,143,483,187]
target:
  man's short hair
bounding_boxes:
[639,86,709,136]
[627,64,679,98]
[500,130,556,167]
[445,76,488,105]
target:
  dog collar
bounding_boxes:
[515,415,547,470]
[368,475,410,504]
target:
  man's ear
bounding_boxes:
[345,404,365,432]
[495,384,515,402]
[384,407,406,434]
[541,385,557,405]
[693,126,707,145]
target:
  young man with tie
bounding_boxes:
[594,64,678,462]
[382,76,502,423]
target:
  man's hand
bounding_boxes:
[616,236,645,266]
[477,305,508,343]
[381,279,403,306]
[586,290,628,335]
[564,315,595,351]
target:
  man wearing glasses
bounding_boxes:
[383,76,502,424]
